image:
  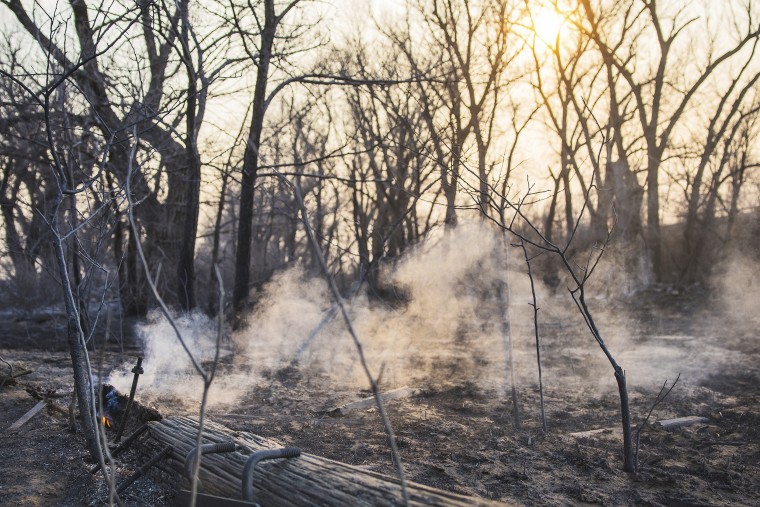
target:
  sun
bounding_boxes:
[532,7,567,46]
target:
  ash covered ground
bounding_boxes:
[2,228,759,505]
[1,283,759,506]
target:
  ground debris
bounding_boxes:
[657,416,710,430]
[326,386,421,417]
[0,357,32,388]
[6,399,47,433]
[569,427,617,438]
[1,289,759,506]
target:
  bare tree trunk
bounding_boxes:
[349,159,372,278]
[562,163,574,239]
[646,160,662,281]
[126,223,148,317]
[579,291,634,471]
[477,136,489,218]
[609,159,643,245]
[520,240,547,433]
[233,0,277,316]
[544,172,561,244]
[0,161,29,276]
[443,79,462,228]
[49,187,100,459]
[497,231,520,429]
[208,170,229,315]
[176,0,202,311]
[726,149,749,239]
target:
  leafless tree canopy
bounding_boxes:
[2,0,759,314]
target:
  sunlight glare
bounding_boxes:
[533,7,566,46]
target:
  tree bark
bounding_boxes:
[50,189,100,460]
[175,0,202,311]
[233,0,277,316]
[576,292,635,473]
[646,159,662,281]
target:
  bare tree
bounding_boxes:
[1,0,233,313]
[682,76,760,281]
[490,174,636,471]
[394,0,528,223]
[1,49,112,471]
[339,39,441,293]
[231,0,307,315]
[125,128,226,507]
[579,0,760,281]
[525,1,611,246]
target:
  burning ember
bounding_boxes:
[95,383,162,434]
[97,384,126,431]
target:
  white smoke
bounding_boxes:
[108,222,751,412]
[108,310,219,404]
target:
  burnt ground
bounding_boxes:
[1,290,759,506]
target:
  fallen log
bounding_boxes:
[568,415,711,438]
[138,416,506,506]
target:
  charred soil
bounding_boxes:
[0,290,758,506]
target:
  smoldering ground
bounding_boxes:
[4,225,756,507]
[107,222,760,413]
[109,223,518,406]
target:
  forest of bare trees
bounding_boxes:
[3,0,758,320]
[1,0,760,488]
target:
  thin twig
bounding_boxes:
[635,373,681,471]
[125,126,225,507]
[289,177,411,506]
[497,230,520,429]
[188,266,226,507]
[518,239,547,433]
[125,128,207,382]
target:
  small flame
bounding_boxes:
[101,415,112,428]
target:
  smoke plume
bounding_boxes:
[108,222,753,411]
